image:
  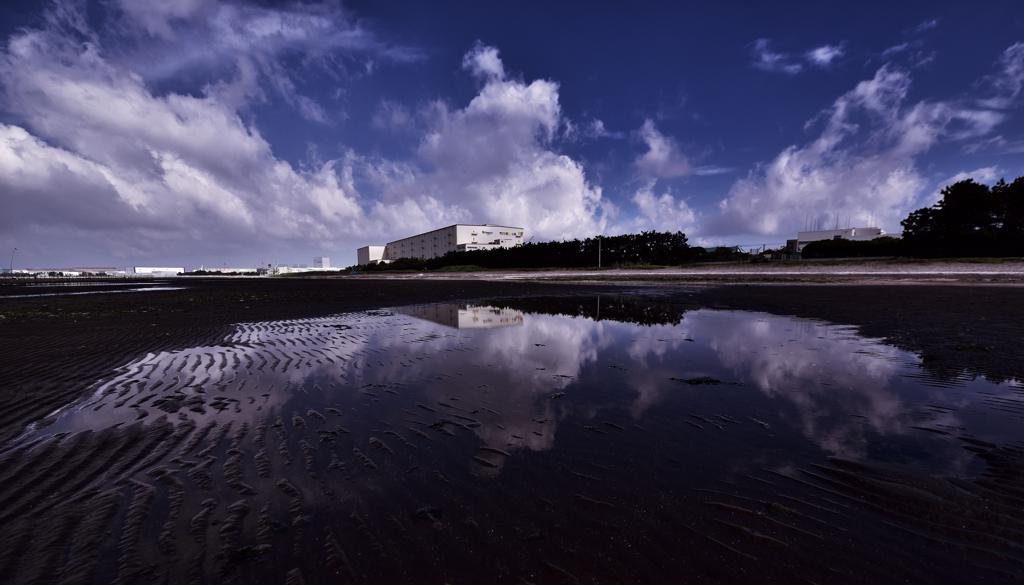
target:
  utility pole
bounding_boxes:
[9,247,16,274]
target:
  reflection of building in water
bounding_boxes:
[401,305,524,329]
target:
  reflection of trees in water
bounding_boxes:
[912,352,1021,388]
[487,296,690,327]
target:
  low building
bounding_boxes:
[272,258,341,274]
[74,267,122,275]
[273,263,306,275]
[356,246,385,265]
[193,267,258,274]
[21,267,124,276]
[127,267,183,277]
[787,227,896,253]
[362,224,524,263]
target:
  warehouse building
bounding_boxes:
[359,224,524,264]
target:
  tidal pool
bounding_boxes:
[8,298,1024,584]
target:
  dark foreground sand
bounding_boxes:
[1,276,1023,584]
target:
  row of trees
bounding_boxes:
[900,176,1024,258]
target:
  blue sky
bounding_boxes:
[1,0,1022,269]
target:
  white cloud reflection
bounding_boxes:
[31,305,995,478]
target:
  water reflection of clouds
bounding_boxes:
[382,313,619,454]
[691,310,971,464]
[34,303,996,479]
[614,323,695,418]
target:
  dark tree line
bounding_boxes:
[353,230,698,271]
[801,237,903,259]
[901,177,1024,258]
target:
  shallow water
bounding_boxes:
[9,298,1024,583]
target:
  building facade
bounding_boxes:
[356,246,385,265]
[376,224,524,262]
[313,257,330,269]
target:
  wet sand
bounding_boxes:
[2,276,1023,583]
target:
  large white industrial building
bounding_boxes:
[358,224,525,264]
[787,227,897,253]
[127,267,183,277]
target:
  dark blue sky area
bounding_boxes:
[1,0,1022,268]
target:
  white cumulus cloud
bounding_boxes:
[461,42,505,81]
[634,119,691,178]
[0,2,378,261]
[373,44,610,240]
[0,0,614,266]
[630,180,697,233]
